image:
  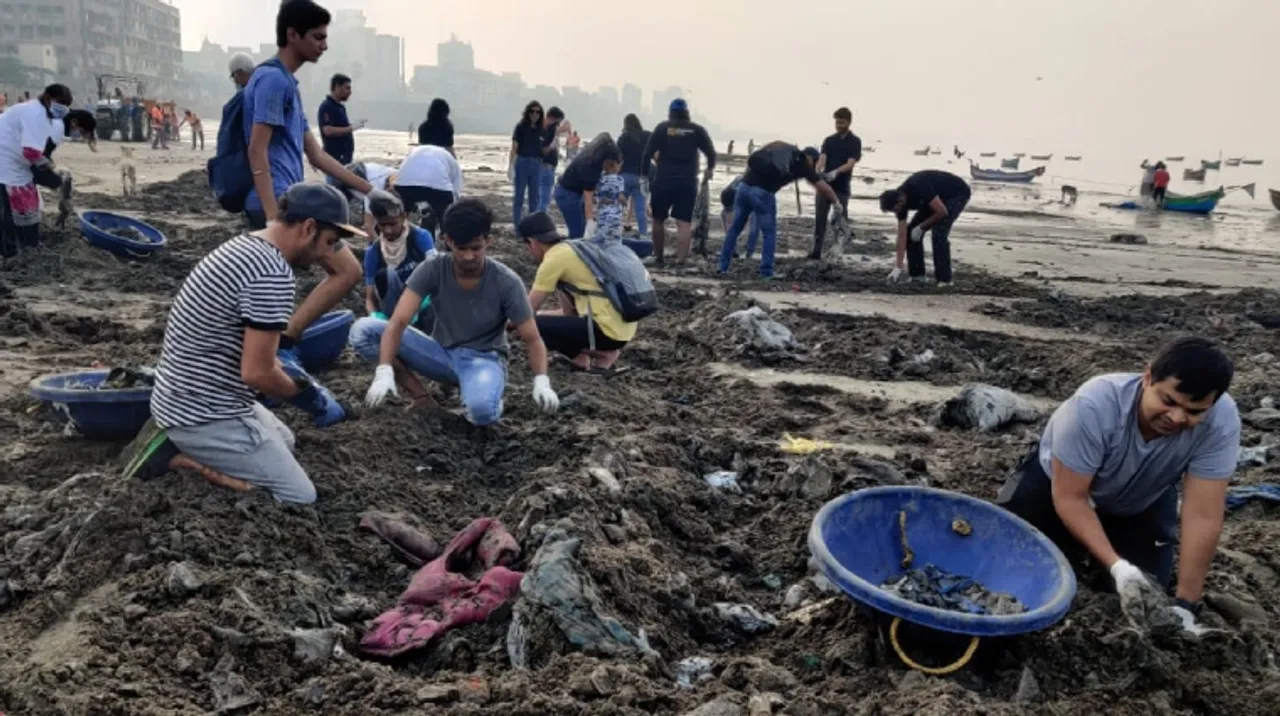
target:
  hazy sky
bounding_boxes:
[172,0,1278,154]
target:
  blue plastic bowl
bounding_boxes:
[29,369,153,439]
[809,486,1076,637]
[298,310,354,371]
[80,211,167,259]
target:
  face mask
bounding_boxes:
[49,102,69,119]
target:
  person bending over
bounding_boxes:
[361,190,437,331]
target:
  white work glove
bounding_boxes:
[1110,559,1167,627]
[823,169,840,182]
[507,163,515,183]
[909,226,925,243]
[641,178,650,196]
[887,266,905,283]
[584,218,598,237]
[1169,606,1211,636]
[364,364,397,408]
[532,374,560,414]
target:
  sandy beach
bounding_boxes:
[2,139,1279,715]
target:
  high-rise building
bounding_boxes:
[621,83,643,115]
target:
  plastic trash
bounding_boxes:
[703,471,742,493]
[713,602,778,635]
[779,433,835,455]
[936,383,1039,432]
[676,656,715,688]
[724,306,800,354]
[1225,484,1280,511]
[506,530,656,667]
[1238,445,1272,468]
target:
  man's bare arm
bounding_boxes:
[1051,458,1121,567]
[248,123,279,219]
[285,246,362,340]
[1176,475,1228,602]
[303,133,371,192]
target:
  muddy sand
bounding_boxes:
[3,156,1280,715]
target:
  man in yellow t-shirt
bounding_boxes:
[519,212,635,370]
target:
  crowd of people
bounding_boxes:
[4,0,1239,639]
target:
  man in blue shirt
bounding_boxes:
[244,0,371,361]
[318,73,361,165]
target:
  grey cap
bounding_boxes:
[280,183,367,238]
[228,52,255,75]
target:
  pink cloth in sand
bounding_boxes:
[360,517,523,657]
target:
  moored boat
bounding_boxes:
[1242,159,1264,166]
[1000,157,1020,169]
[1166,156,1184,162]
[913,146,930,156]
[1163,187,1225,214]
[1184,167,1207,182]
[1013,152,1026,158]
[1201,159,1221,170]
[1065,155,1082,161]
[1030,153,1053,160]
[979,152,996,157]
[970,164,1045,183]
[1226,157,1242,166]
[1270,188,1280,212]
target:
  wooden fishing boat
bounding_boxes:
[863,146,876,153]
[1030,153,1053,161]
[1013,152,1026,158]
[929,148,941,155]
[979,152,996,157]
[1201,159,1221,170]
[913,146,930,156]
[1065,155,1082,161]
[1242,159,1264,166]
[1163,187,1225,214]
[970,164,1045,183]
[1226,157,1243,166]
[1166,156,1184,162]
[1184,167,1207,182]
[1000,157,1020,169]
[1271,188,1280,212]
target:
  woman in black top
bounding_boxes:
[509,100,545,227]
[617,114,650,235]
[417,98,454,156]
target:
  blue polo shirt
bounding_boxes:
[241,58,308,212]
[318,95,353,164]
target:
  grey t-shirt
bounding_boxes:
[1038,373,1240,516]
[404,255,532,356]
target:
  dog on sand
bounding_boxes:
[119,146,137,197]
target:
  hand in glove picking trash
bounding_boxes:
[823,169,840,182]
[507,164,515,183]
[1168,604,1211,635]
[887,266,905,283]
[584,219,597,237]
[1110,559,1168,627]
[910,226,925,243]
[365,364,397,407]
[290,376,347,427]
[532,375,559,413]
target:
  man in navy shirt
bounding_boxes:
[319,73,361,165]
[812,107,862,260]
[245,0,372,367]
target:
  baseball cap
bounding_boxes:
[517,212,563,244]
[669,98,688,113]
[802,146,820,162]
[280,183,367,238]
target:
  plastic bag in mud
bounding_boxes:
[935,383,1039,432]
[506,530,655,668]
[824,206,849,263]
[724,306,799,354]
[693,177,712,254]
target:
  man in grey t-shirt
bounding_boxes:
[350,198,560,425]
[997,338,1239,633]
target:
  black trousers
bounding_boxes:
[995,446,1178,589]
[906,194,968,283]
[811,188,850,258]
[394,185,454,236]
[537,315,627,359]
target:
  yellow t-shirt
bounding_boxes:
[532,243,638,343]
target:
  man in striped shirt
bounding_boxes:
[147,184,366,504]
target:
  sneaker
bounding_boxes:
[936,281,953,288]
[910,275,930,284]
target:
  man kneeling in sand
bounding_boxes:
[996,337,1239,634]
[354,198,561,423]
[130,185,362,504]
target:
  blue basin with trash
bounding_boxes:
[809,486,1076,638]
[29,369,153,439]
[297,309,354,371]
[79,211,167,258]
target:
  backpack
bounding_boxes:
[206,59,288,213]
[565,237,659,323]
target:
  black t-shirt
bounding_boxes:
[743,142,820,194]
[512,121,544,158]
[541,121,560,167]
[557,150,604,194]
[418,120,453,149]
[820,131,862,193]
[617,129,650,176]
[896,170,971,220]
[318,96,353,164]
[641,120,716,183]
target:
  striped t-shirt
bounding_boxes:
[151,235,295,428]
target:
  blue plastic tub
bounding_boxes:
[297,310,354,371]
[80,211,167,258]
[29,369,153,439]
[809,486,1076,637]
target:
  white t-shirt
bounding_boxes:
[359,163,396,213]
[395,145,463,198]
[50,118,65,147]
[0,100,54,186]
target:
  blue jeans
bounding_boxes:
[721,209,760,257]
[621,173,647,234]
[538,164,555,212]
[554,185,587,238]
[349,317,507,426]
[513,156,542,227]
[718,184,778,276]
